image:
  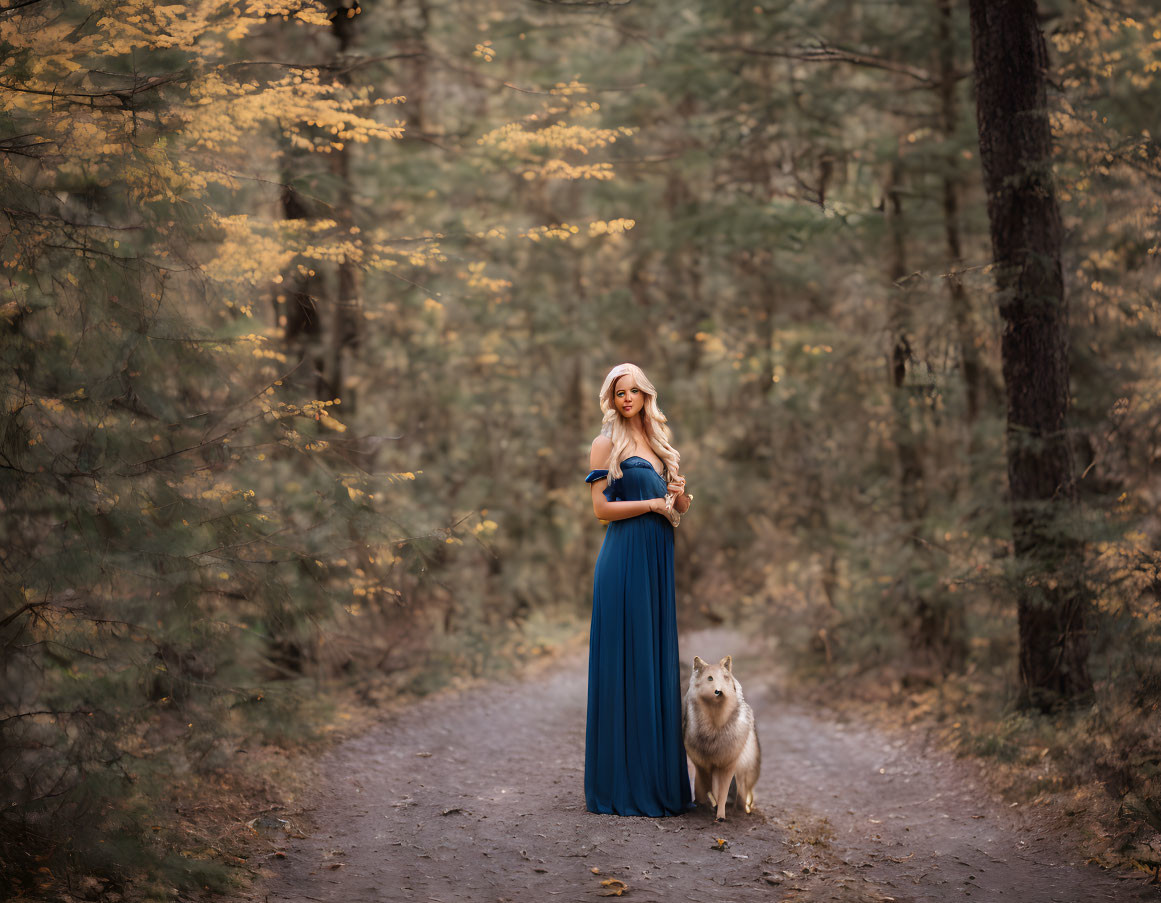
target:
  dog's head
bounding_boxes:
[689,655,737,704]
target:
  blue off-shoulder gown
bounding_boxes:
[583,457,693,817]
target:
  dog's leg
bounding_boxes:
[736,773,754,814]
[693,765,711,806]
[712,769,734,822]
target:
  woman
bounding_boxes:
[583,362,695,816]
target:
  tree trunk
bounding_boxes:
[277,178,327,399]
[327,0,364,412]
[935,0,986,426]
[967,0,1092,710]
[886,157,966,674]
[885,158,926,534]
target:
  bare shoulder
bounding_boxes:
[589,434,612,471]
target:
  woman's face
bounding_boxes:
[613,375,645,420]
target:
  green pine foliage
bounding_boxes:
[3,0,1161,893]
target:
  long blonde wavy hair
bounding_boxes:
[597,363,682,494]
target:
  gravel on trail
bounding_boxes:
[258,628,1159,902]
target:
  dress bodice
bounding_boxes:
[585,456,668,502]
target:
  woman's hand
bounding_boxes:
[666,475,687,498]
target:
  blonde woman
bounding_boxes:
[583,363,694,816]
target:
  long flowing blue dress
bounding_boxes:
[583,456,693,817]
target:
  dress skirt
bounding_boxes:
[583,457,693,817]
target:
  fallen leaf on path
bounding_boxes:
[416,751,432,757]
[712,837,729,850]
[326,863,343,870]
[591,867,600,874]
[440,807,464,816]
[885,853,914,863]
[599,878,628,896]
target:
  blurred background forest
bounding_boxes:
[2,0,1160,897]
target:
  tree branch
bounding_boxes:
[704,40,942,85]
[0,0,51,15]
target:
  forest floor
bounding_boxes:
[246,628,1160,903]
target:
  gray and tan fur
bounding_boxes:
[682,655,761,822]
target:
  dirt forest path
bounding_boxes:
[257,628,1158,902]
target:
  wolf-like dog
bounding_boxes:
[682,655,761,822]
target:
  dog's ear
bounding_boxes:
[719,654,732,672]
[692,655,707,672]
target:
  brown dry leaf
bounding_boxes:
[590,866,601,874]
[712,837,729,850]
[599,877,628,896]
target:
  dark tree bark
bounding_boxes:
[885,156,966,675]
[326,0,364,413]
[278,178,328,400]
[968,0,1092,710]
[885,158,926,534]
[935,0,987,426]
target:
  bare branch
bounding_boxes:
[528,0,635,8]
[0,0,51,15]
[0,600,45,629]
[704,40,940,85]
[0,708,94,724]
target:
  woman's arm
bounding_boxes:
[666,474,691,515]
[592,487,666,521]
[589,434,667,521]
